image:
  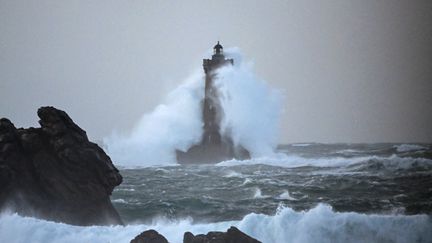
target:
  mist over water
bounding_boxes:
[104,49,284,167]
[104,70,204,167]
[216,49,283,157]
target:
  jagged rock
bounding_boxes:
[129,227,261,243]
[0,106,123,226]
[130,230,169,243]
[183,226,261,243]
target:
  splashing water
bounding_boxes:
[104,48,284,167]
[215,49,283,157]
[1,204,431,243]
[104,71,205,167]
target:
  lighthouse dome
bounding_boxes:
[214,41,223,50]
[213,41,223,55]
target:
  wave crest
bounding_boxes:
[217,154,432,171]
[1,204,431,243]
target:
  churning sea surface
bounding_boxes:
[1,143,432,243]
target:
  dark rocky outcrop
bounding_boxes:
[176,141,250,164]
[183,227,261,243]
[130,230,169,243]
[130,227,260,243]
[0,106,123,226]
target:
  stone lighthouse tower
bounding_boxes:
[176,42,250,164]
[202,41,233,146]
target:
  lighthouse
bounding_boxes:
[202,41,233,146]
[176,42,250,164]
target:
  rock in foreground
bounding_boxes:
[130,230,169,243]
[0,106,123,226]
[183,226,261,243]
[130,227,260,243]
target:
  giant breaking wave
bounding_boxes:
[104,48,283,167]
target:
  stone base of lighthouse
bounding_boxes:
[176,139,250,164]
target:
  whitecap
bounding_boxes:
[276,190,298,201]
[223,170,243,178]
[1,204,431,243]
[394,144,428,153]
[112,199,127,204]
[217,154,432,171]
[241,178,253,186]
[253,188,270,199]
[114,188,136,192]
[291,143,313,147]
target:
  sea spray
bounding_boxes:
[104,71,205,167]
[1,204,431,243]
[215,49,284,157]
[104,48,284,167]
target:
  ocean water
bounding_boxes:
[1,143,432,243]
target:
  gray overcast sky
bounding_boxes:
[1,0,431,143]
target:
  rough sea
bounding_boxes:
[1,143,432,243]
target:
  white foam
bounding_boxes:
[215,49,283,157]
[223,170,243,178]
[1,204,431,243]
[104,48,284,167]
[276,190,298,201]
[238,204,432,243]
[291,143,313,147]
[253,188,270,199]
[114,188,136,192]
[335,149,362,155]
[394,144,428,153]
[217,153,362,167]
[217,153,432,170]
[112,199,127,204]
[104,71,204,167]
[241,178,253,186]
